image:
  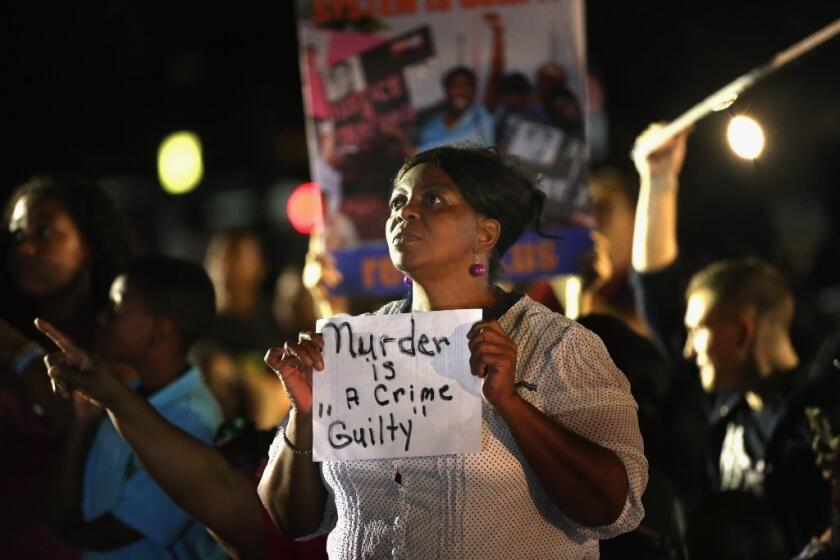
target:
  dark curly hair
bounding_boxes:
[394,145,547,276]
[2,176,138,321]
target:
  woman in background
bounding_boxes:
[0,176,135,559]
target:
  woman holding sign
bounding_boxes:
[261,146,647,559]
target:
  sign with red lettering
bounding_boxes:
[324,27,433,152]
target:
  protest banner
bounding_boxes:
[313,309,482,461]
[296,0,592,296]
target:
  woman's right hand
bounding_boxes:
[264,332,324,416]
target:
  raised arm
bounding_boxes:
[631,125,689,273]
[37,318,266,559]
[482,12,505,112]
[34,319,141,550]
[115,393,265,557]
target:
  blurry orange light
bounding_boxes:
[287,182,322,234]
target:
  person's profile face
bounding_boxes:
[7,195,89,298]
[445,74,476,113]
[94,275,156,362]
[683,290,745,393]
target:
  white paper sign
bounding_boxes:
[313,309,482,461]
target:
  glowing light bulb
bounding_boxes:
[158,131,203,194]
[727,115,765,160]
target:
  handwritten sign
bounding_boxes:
[313,309,482,461]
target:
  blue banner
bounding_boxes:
[331,227,592,297]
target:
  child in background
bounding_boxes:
[41,255,328,559]
[48,256,225,559]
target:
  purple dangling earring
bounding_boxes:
[403,275,413,287]
[468,256,486,277]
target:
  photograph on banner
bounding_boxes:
[313,309,482,462]
[296,0,592,295]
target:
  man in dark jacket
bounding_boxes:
[629,125,830,551]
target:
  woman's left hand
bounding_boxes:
[467,320,520,409]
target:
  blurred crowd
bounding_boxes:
[2,120,840,560]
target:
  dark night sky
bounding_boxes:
[3,2,840,278]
